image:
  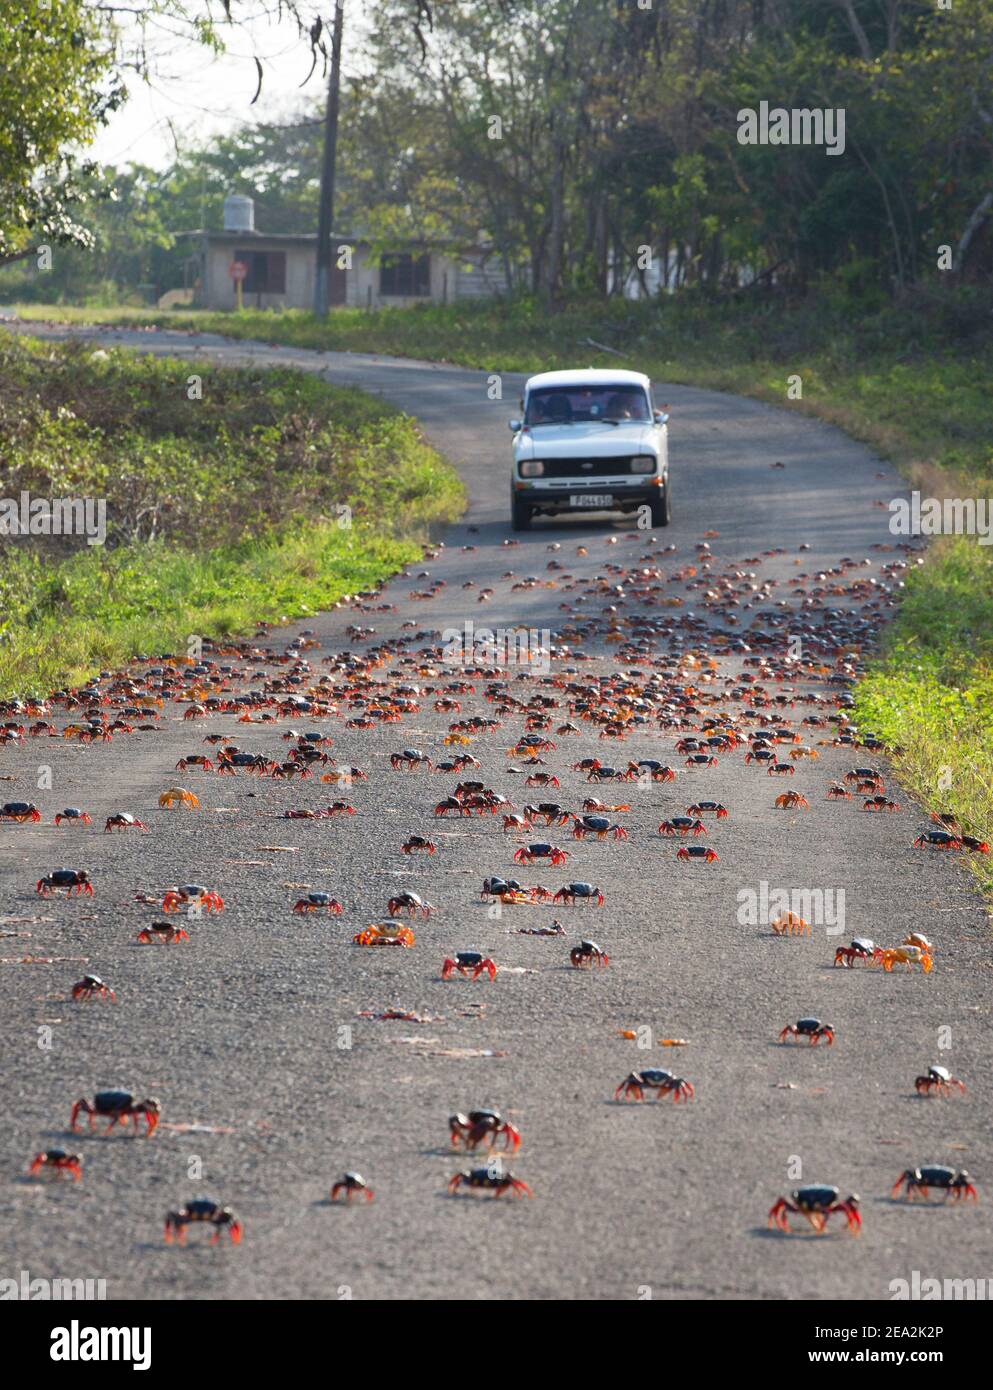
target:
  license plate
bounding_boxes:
[569,494,611,508]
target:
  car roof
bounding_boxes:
[524,368,650,392]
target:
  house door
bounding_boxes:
[330,260,346,305]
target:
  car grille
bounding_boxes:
[536,457,636,478]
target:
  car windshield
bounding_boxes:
[525,384,650,425]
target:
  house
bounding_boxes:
[195,195,509,311]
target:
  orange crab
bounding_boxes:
[872,944,933,973]
[162,884,224,913]
[158,787,200,810]
[771,912,810,936]
[354,923,415,947]
[774,791,808,810]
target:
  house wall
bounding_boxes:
[202,239,510,310]
[204,242,314,310]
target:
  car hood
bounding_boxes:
[516,422,657,458]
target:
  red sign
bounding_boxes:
[229,260,248,282]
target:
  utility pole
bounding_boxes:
[314,0,345,317]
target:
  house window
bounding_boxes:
[235,250,286,294]
[380,253,430,297]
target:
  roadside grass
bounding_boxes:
[0,334,464,696]
[853,539,993,898]
[11,295,993,881]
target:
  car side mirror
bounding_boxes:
[509,419,522,432]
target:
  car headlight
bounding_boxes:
[631,455,656,473]
[519,459,544,477]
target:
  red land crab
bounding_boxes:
[37,868,92,897]
[685,754,718,769]
[572,815,627,841]
[448,1166,532,1199]
[442,951,498,981]
[833,937,874,967]
[402,835,437,855]
[105,813,148,832]
[525,772,560,788]
[553,882,604,907]
[387,891,434,919]
[514,842,570,867]
[54,808,92,826]
[614,1069,694,1103]
[659,817,706,837]
[0,801,41,823]
[570,939,608,969]
[175,754,214,772]
[391,748,432,771]
[676,845,719,863]
[71,974,116,1002]
[912,829,962,850]
[331,1172,374,1202]
[844,767,884,790]
[294,892,343,915]
[914,1065,965,1097]
[892,1166,976,1202]
[774,791,808,810]
[449,1110,521,1151]
[779,1017,834,1045]
[165,1198,242,1244]
[137,922,190,944]
[71,1090,160,1136]
[523,802,573,826]
[768,1186,860,1235]
[687,801,728,819]
[29,1148,82,1181]
[626,760,676,783]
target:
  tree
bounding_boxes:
[0,1,121,264]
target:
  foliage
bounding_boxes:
[0,335,464,694]
[0,0,122,262]
[854,539,993,898]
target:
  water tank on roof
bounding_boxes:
[223,195,255,232]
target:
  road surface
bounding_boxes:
[1,319,989,1300]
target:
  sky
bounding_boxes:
[88,2,369,170]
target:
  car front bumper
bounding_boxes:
[514,477,665,513]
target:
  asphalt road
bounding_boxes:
[1,319,990,1301]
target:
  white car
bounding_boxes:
[508,368,670,531]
